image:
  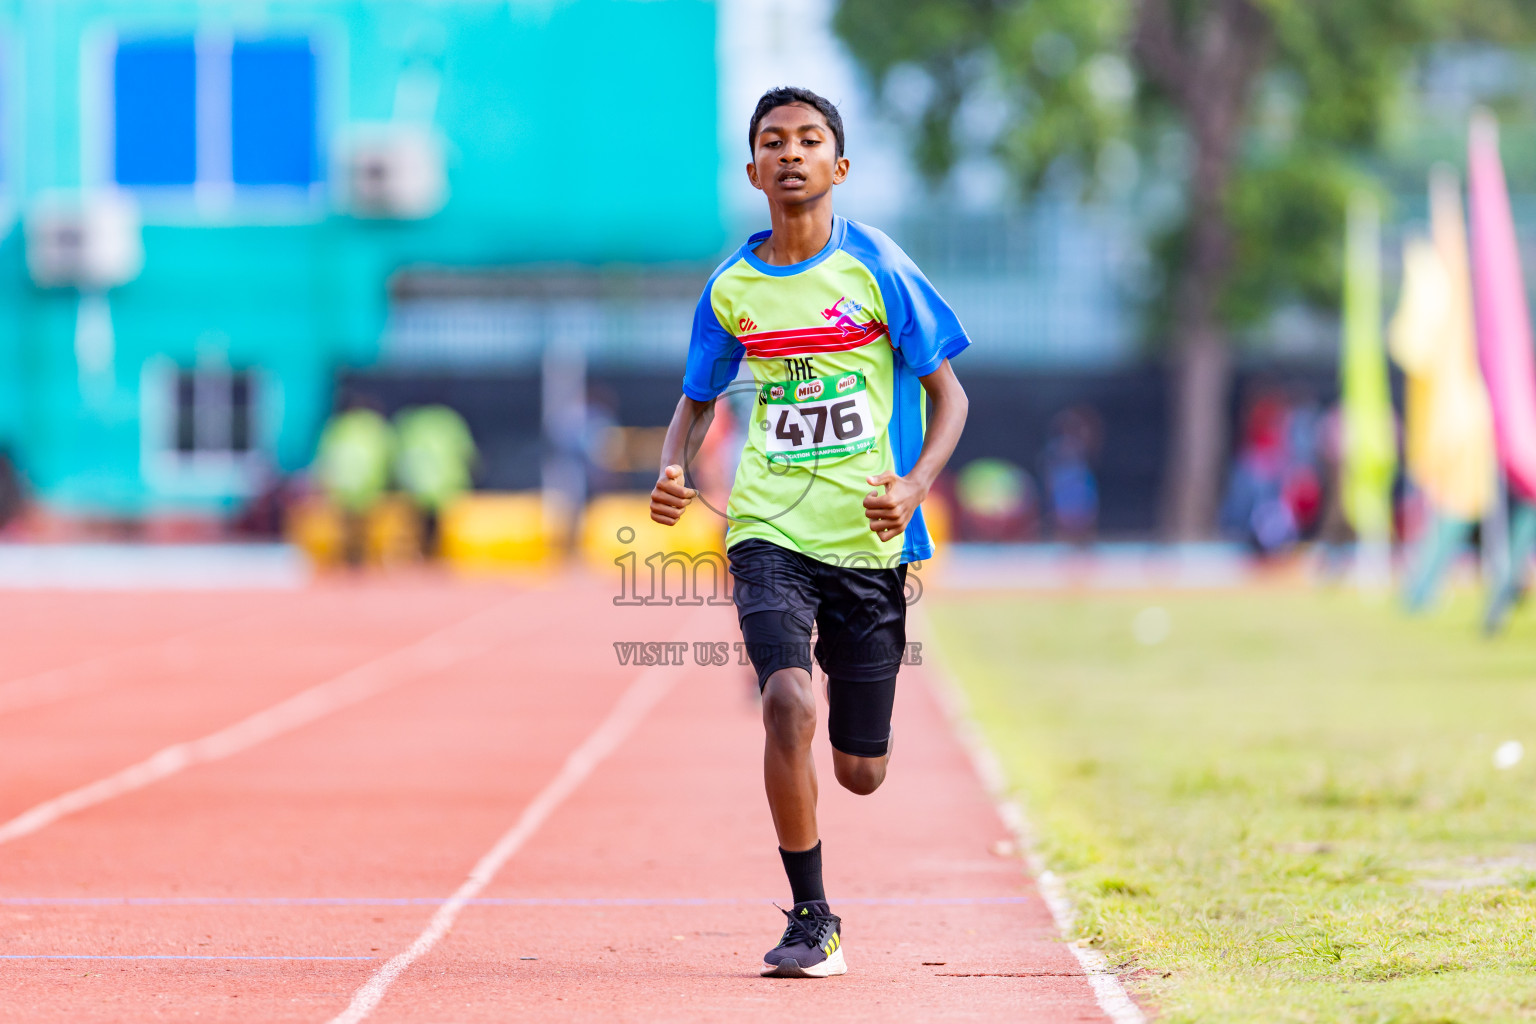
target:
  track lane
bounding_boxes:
[0,593,271,714]
[328,606,710,1024]
[0,588,494,819]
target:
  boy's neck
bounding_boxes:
[754,199,836,267]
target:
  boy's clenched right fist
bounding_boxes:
[650,464,696,525]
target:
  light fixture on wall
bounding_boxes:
[23,189,145,290]
[24,189,146,406]
[340,124,448,220]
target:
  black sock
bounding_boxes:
[779,841,825,905]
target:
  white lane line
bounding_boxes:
[326,639,691,1024]
[0,603,514,848]
[918,608,1147,1024]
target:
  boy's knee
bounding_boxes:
[833,755,887,795]
[761,670,815,746]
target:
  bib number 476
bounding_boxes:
[774,399,862,448]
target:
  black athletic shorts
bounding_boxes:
[728,538,907,758]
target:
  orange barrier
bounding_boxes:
[286,495,420,568]
[440,492,563,573]
[579,492,725,574]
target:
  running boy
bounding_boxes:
[650,87,969,978]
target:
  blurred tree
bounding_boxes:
[833,0,1536,537]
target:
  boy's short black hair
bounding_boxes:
[749,87,844,158]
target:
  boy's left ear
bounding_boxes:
[832,156,850,185]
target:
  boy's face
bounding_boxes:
[747,103,849,207]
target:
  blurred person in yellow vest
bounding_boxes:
[315,394,395,567]
[394,405,478,558]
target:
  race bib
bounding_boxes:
[762,371,877,463]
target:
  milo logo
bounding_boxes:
[795,380,824,402]
[836,373,857,394]
[769,385,785,400]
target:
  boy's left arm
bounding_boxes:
[863,360,969,542]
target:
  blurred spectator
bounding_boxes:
[1221,392,1328,556]
[315,395,394,567]
[955,457,1037,542]
[1283,402,1325,534]
[1313,403,1355,577]
[1042,405,1102,543]
[232,458,293,540]
[1221,394,1294,553]
[0,450,24,534]
[581,383,622,496]
[394,405,478,558]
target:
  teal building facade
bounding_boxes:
[0,0,723,516]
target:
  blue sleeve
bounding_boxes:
[681,276,744,402]
[844,222,969,377]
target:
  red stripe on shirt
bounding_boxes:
[739,322,889,357]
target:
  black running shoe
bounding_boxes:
[761,900,846,978]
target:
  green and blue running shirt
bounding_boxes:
[683,216,969,565]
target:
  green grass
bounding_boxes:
[928,586,1536,1024]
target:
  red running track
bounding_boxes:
[0,578,1117,1022]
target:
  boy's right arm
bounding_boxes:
[649,395,715,525]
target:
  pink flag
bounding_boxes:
[1469,110,1536,500]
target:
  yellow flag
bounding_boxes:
[1387,167,1495,521]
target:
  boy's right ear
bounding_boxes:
[746,161,762,191]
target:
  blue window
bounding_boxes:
[231,40,317,187]
[114,38,197,186]
[110,35,319,193]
